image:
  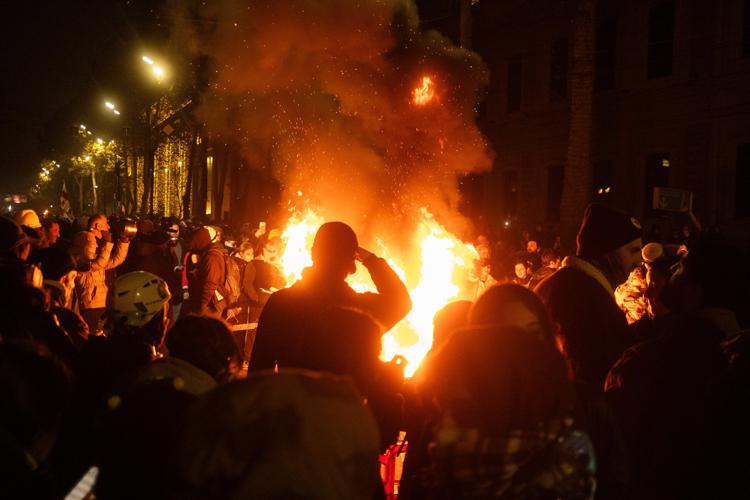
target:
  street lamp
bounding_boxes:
[141,54,167,82]
[104,101,121,116]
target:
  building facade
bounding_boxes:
[421,0,750,242]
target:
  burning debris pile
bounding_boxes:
[174,0,494,374]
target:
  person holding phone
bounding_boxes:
[70,215,131,334]
[249,221,412,372]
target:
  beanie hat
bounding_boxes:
[15,209,42,229]
[576,204,642,259]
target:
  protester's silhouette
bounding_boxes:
[250,221,411,371]
[605,234,740,499]
[407,323,595,499]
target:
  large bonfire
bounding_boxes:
[174,1,495,375]
[279,205,479,377]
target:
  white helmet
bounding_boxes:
[112,271,171,327]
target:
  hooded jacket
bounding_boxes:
[184,242,226,316]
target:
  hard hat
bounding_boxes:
[15,209,42,229]
[267,228,282,240]
[206,225,222,243]
[112,271,171,327]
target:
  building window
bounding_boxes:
[736,144,750,217]
[549,38,568,102]
[644,153,670,214]
[205,155,214,215]
[647,1,675,79]
[743,0,750,58]
[547,165,564,221]
[504,171,519,217]
[507,57,522,112]
[593,160,614,204]
[595,18,617,91]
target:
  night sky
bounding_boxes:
[0,0,168,192]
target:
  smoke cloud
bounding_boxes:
[173,0,493,243]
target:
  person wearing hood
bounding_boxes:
[183,225,227,317]
[250,221,412,372]
[534,203,642,389]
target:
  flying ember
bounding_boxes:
[280,208,479,377]
[412,76,435,106]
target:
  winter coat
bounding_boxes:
[74,240,129,310]
[184,243,226,317]
[604,313,727,499]
[250,255,411,372]
[534,256,632,388]
[420,419,596,499]
[240,258,286,306]
[172,372,382,500]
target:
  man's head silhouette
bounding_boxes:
[311,222,359,278]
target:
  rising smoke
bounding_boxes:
[171,0,493,244]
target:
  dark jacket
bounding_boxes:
[249,255,411,372]
[534,256,632,388]
[574,382,631,500]
[185,243,226,316]
[604,314,727,499]
[240,258,286,306]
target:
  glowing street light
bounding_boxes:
[142,54,167,82]
[79,124,87,130]
[104,101,121,115]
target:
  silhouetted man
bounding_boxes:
[249,221,412,372]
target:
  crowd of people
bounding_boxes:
[0,203,748,499]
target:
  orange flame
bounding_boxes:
[279,207,478,377]
[412,76,435,106]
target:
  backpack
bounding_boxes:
[222,254,243,306]
[208,249,243,306]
